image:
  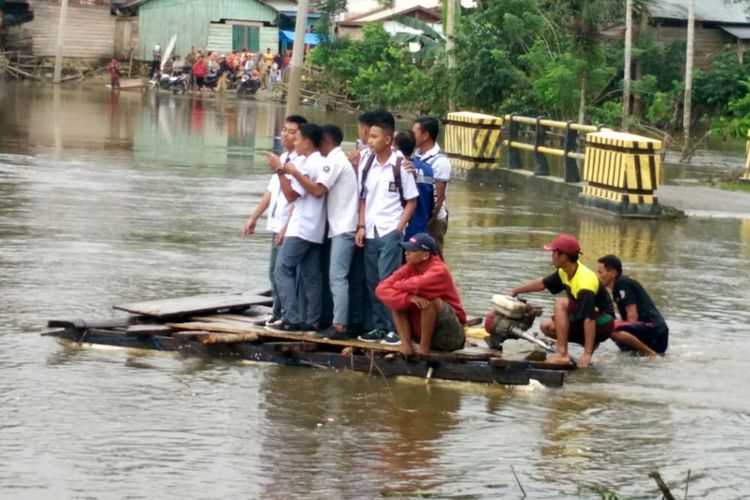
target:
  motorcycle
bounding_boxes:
[150,70,189,94]
[237,71,261,96]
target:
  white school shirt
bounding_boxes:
[266,150,299,233]
[359,150,418,239]
[317,146,358,237]
[416,143,451,221]
[285,151,327,244]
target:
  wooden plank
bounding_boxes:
[264,341,319,353]
[113,291,272,318]
[191,314,266,324]
[169,321,507,363]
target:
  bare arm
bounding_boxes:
[624,303,639,323]
[264,151,299,203]
[286,163,327,198]
[397,199,417,235]
[242,191,271,237]
[355,198,366,247]
[509,278,546,297]
[430,181,447,223]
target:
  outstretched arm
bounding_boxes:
[509,278,545,297]
[242,191,271,237]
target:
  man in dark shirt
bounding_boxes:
[597,254,669,356]
[510,234,614,368]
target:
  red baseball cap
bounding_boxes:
[543,234,581,255]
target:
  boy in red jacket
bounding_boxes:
[376,233,466,355]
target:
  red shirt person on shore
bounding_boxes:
[376,233,466,355]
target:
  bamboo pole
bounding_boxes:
[622,0,633,130]
[683,0,695,151]
[53,0,69,84]
[285,0,309,116]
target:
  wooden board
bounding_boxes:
[113,291,272,318]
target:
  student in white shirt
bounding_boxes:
[283,125,358,338]
[412,116,452,259]
[264,124,327,332]
[355,116,418,344]
[242,115,307,323]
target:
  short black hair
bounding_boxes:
[298,123,323,148]
[285,114,308,126]
[357,111,377,126]
[414,116,440,142]
[394,130,416,157]
[320,124,343,146]
[598,254,623,276]
[370,120,394,136]
[370,109,395,129]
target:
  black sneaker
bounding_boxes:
[315,327,349,340]
[267,320,303,333]
[381,331,401,346]
[358,329,387,343]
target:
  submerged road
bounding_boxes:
[659,184,750,217]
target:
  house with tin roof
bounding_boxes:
[648,0,750,65]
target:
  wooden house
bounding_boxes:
[648,0,750,66]
[129,0,280,59]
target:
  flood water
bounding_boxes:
[1,82,749,499]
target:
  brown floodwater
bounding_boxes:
[1,82,749,499]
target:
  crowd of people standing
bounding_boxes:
[148,44,291,92]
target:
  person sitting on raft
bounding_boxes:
[375,233,466,356]
[509,234,615,368]
[596,254,669,357]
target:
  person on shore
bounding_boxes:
[412,117,451,259]
[193,55,207,90]
[265,123,328,332]
[107,58,121,91]
[509,234,615,368]
[347,110,377,168]
[356,114,418,344]
[243,115,307,325]
[597,254,669,356]
[376,233,466,355]
[282,125,358,339]
[150,44,162,79]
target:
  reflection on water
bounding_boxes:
[1,82,750,498]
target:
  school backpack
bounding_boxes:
[359,154,434,239]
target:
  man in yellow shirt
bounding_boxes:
[509,234,614,368]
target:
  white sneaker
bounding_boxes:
[381,331,401,346]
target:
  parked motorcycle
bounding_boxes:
[237,71,261,96]
[150,70,189,94]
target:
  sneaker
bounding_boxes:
[267,320,303,333]
[358,329,387,343]
[300,323,322,332]
[381,331,401,346]
[315,326,349,340]
[265,316,282,327]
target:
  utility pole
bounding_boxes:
[445,0,456,111]
[683,0,695,151]
[53,0,69,84]
[622,0,633,131]
[285,0,309,116]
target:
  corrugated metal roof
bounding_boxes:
[649,0,750,24]
[719,24,750,39]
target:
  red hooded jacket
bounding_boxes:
[376,256,466,339]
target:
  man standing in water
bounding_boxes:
[242,115,307,325]
[509,234,614,368]
[597,254,669,356]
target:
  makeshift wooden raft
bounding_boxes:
[45,291,572,388]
